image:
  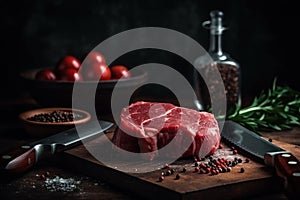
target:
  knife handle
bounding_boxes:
[0,145,36,174]
[273,152,300,199]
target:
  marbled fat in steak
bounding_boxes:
[113,101,220,160]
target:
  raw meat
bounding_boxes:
[113,101,220,160]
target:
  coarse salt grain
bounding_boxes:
[44,176,81,192]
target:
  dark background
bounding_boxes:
[1,0,299,102]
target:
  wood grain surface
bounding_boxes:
[60,129,300,200]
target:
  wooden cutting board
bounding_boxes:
[59,128,300,200]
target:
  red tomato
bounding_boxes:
[56,55,81,72]
[85,51,106,65]
[58,69,82,81]
[81,63,111,81]
[35,69,57,81]
[111,65,131,79]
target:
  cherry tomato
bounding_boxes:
[35,69,57,81]
[85,51,106,65]
[56,55,81,72]
[58,69,82,81]
[111,65,131,79]
[81,63,111,81]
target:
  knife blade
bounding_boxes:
[0,119,113,174]
[221,120,300,199]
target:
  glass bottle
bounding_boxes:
[193,10,241,111]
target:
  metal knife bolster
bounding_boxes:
[264,151,290,166]
[1,143,61,173]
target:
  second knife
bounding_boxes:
[0,119,114,174]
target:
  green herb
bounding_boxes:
[227,79,300,131]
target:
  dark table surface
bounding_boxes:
[0,93,299,200]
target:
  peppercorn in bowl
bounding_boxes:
[19,107,91,137]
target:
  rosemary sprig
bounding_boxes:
[227,79,300,131]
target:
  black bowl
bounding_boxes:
[20,68,147,115]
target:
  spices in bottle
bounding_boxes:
[194,10,241,110]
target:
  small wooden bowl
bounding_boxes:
[19,107,91,137]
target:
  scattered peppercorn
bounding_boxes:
[221,167,227,173]
[199,162,206,168]
[211,169,217,175]
[231,161,237,167]
[166,170,171,176]
[268,138,273,142]
[157,146,252,184]
[162,163,169,169]
[159,176,164,182]
[240,168,245,173]
[170,169,175,174]
[205,167,211,174]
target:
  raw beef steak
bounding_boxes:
[113,101,220,160]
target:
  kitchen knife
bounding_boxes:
[221,120,300,199]
[0,120,113,174]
